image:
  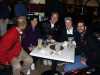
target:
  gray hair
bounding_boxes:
[64,17,72,21]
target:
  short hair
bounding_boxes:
[77,21,86,27]
[64,17,72,21]
[48,11,59,20]
[51,11,59,15]
[50,11,59,18]
[16,16,27,27]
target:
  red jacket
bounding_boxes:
[0,27,21,64]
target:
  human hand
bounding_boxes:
[81,57,87,65]
[28,44,34,51]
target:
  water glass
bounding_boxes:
[37,39,43,49]
[67,37,74,48]
[55,43,61,52]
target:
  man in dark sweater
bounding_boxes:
[40,11,60,41]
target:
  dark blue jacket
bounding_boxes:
[58,26,78,42]
[40,20,60,41]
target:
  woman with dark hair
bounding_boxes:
[22,15,41,54]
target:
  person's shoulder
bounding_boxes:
[40,20,50,27]
[24,26,31,33]
[1,26,19,40]
[41,20,50,24]
[6,26,20,36]
[73,26,77,30]
[8,26,17,32]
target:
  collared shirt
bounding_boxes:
[50,23,55,28]
[16,27,23,41]
[66,27,73,35]
[16,27,23,35]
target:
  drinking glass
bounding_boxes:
[55,43,61,53]
[67,37,74,48]
[37,39,43,49]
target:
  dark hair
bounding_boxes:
[48,11,59,20]
[29,15,39,22]
[77,21,87,27]
[26,15,39,29]
[51,11,59,16]
[27,15,39,25]
[77,21,85,25]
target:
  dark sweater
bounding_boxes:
[22,26,41,53]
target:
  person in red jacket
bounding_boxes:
[0,16,33,75]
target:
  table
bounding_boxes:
[30,43,75,63]
[30,42,75,73]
